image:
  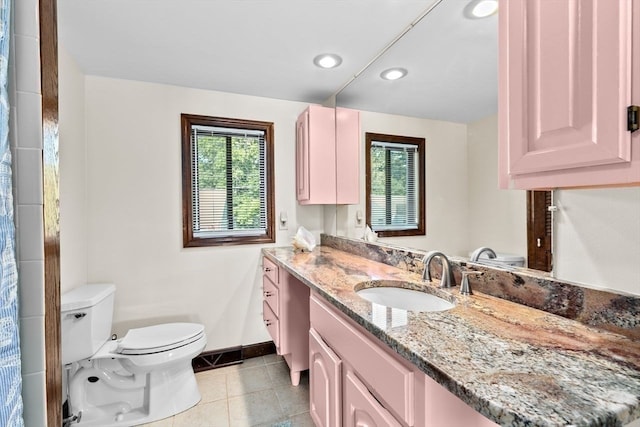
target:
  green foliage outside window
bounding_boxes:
[196,134,263,230]
[370,146,409,196]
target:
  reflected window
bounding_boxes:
[365,133,425,237]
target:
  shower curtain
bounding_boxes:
[0,0,24,425]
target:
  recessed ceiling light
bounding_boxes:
[470,0,498,18]
[313,54,342,69]
[380,68,408,81]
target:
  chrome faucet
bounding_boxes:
[422,251,455,289]
[470,246,497,262]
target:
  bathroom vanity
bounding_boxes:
[262,240,640,427]
[262,256,310,386]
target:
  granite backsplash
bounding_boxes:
[321,234,640,341]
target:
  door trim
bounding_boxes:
[39,0,62,424]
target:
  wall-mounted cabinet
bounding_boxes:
[499,0,640,189]
[296,105,360,204]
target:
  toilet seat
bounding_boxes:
[117,323,205,355]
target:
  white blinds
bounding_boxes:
[369,141,419,231]
[190,125,268,238]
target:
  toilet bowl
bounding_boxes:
[62,284,206,426]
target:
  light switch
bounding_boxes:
[355,210,364,228]
[279,211,288,230]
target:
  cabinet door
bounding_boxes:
[500,0,636,185]
[336,107,360,204]
[296,105,338,204]
[344,368,402,427]
[309,328,341,427]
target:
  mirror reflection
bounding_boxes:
[334,0,531,270]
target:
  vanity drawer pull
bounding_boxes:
[264,291,273,297]
[263,257,279,283]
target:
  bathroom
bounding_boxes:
[8,0,640,426]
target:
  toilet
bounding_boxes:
[470,251,526,268]
[61,284,206,426]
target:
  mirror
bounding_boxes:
[333,0,530,267]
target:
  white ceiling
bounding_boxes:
[58,0,497,123]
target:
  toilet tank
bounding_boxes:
[61,284,115,365]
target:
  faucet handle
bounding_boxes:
[460,270,483,295]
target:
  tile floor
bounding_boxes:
[141,354,314,427]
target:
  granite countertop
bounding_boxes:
[262,245,640,427]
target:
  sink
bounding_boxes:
[355,281,454,312]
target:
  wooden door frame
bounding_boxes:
[39,0,62,424]
[526,190,553,272]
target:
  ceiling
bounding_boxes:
[57,0,497,123]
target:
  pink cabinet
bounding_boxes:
[309,292,498,427]
[343,368,402,427]
[296,105,360,204]
[310,293,414,425]
[499,0,640,189]
[262,257,309,385]
[309,328,342,427]
[336,107,360,204]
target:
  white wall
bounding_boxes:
[59,46,88,295]
[339,111,470,256]
[467,114,527,258]
[11,0,47,425]
[82,76,324,351]
[554,187,640,296]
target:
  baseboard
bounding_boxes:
[192,341,276,373]
[243,341,276,359]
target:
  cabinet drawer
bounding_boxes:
[263,257,279,284]
[263,300,280,351]
[263,276,279,316]
[310,293,414,426]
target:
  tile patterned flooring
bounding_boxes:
[141,354,314,427]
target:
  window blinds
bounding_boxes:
[369,141,419,231]
[190,125,268,238]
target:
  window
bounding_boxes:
[365,133,425,237]
[181,114,275,247]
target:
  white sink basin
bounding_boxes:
[356,284,454,312]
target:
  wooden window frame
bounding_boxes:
[181,114,275,247]
[365,132,426,237]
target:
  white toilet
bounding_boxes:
[474,252,526,267]
[61,284,206,426]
